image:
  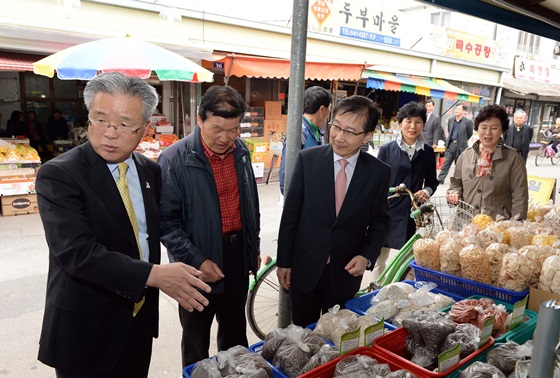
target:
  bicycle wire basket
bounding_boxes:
[429,196,475,232]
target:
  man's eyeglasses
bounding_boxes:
[329,123,366,137]
[88,117,145,135]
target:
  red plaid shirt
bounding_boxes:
[201,137,242,233]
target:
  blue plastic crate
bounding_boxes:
[344,280,465,329]
[410,260,530,304]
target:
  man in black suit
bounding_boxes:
[36,72,210,378]
[421,98,444,149]
[276,96,391,327]
[437,103,473,184]
[503,109,533,163]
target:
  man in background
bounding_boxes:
[437,103,473,184]
[503,110,533,163]
[420,98,445,149]
[279,86,332,195]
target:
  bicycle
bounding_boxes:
[245,184,473,339]
[534,130,560,166]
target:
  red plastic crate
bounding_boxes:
[298,346,430,378]
[372,327,494,377]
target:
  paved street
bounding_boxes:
[0,152,558,377]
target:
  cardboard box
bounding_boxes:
[250,152,267,163]
[245,107,264,117]
[251,162,264,178]
[264,119,286,136]
[244,138,268,154]
[528,283,560,313]
[1,193,39,216]
[0,171,36,196]
[264,101,282,120]
[156,125,174,134]
[240,117,264,128]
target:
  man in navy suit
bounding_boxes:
[36,72,210,378]
[437,103,473,184]
[421,99,444,149]
[277,95,391,327]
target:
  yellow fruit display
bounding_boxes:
[472,214,493,229]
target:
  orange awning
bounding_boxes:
[0,51,47,71]
[219,54,364,81]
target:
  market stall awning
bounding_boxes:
[503,77,560,97]
[219,54,364,81]
[0,51,46,71]
[363,69,482,104]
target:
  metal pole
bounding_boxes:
[529,299,560,377]
[278,0,309,329]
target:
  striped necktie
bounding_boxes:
[117,162,145,317]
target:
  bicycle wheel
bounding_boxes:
[246,263,279,339]
[551,153,560,165]
[535,148,545,166]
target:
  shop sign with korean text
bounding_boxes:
[308,0,402,47]
[514,57,551,83]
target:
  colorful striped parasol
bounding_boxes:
[33,35,213,82]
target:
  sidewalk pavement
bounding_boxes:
[0,150,557,377]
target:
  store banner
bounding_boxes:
[514,57,551,83]
[308,0,402,47]
[413,25,499,66]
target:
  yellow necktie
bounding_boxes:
[117,162,145,317]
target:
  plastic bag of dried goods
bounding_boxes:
[413,238,440,271]
[544,207,560,234]
[460,233,483,248]
[532,233,559,247]
[539,255,560,295]
[299,344,339,375]
[459,361,506,378]
[486,341,532,375]
[219,353,273,378]
[485,243,512,285]
[460,244,492,284]
[330,313,359,347]
[191,357,222,378]
[356,314,382,347]
[373,282,415,302]
[410,345,439,370]
[498,253,535,292]
[428,293,456,311]
[435,229,456,245]
[478,228,501,249]
[315,305,356,341]
[386,370,418,378]
[439,238,462,276]
[273,328,325,378]
[443,323,481,359]
[419,311,456,352]
[449,299,483,324]
[507,226,534,250]
[366,299,399,322]
[333,355,380,377]
[261,328,287,360]
[519,245,556,285]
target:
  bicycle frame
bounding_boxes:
[249,255,276,291]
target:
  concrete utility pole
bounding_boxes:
[278,0,309,329]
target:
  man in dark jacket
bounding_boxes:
[503,109,533,163]
[437,103,473,184]
[420,99,445,149]
[159,86,261,367]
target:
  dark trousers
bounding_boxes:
[55,307,153,378]
[290,265,347,328]
[179,238,249,368]
[438,141,461,183]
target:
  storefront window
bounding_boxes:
[54,79,78,99]
[25,74,50,98]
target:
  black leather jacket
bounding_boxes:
[159,125,260,294]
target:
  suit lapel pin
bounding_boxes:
[146,182,151,189]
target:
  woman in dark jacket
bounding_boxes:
[46,108,69,140]
[6,110,26,137]
[377,101,439,250]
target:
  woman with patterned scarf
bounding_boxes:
[446,104,528,220]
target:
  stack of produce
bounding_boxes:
[365,282,456,327]
[448,298,509,337]
[459,340,536,377]
[0,141,40,162]
[413,207,560,295]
